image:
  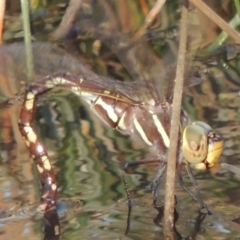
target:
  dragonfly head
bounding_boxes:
[182,121,224,170]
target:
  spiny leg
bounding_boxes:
[177,161,211,214]
[121,172,132,235]
[124,160,173,207]
[177,162,199,202]
[123,158,160,170]
[151,162,167,207]
[123,157,209,211]
[185,163,211,214]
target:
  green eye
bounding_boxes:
[182,121,224,169]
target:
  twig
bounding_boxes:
[189,0,240,44]
[50,0,83,41]
[133,0,166,42]
[144,0,166,28]
[221,163,240,175]
[20,0,34,81]
[163,2,188,239]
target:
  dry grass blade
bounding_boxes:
[163,2,188,239]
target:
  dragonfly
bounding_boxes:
[0,41,224,212]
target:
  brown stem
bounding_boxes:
[145,0,166,28]
[50,0,83,41]
[163,2,188,239]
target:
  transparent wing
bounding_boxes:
[0,42,200,104]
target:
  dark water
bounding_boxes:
[1,1,240,239]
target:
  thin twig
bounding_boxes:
[221,163,240,175]
[50,0,82,41]
[163,2,188,239]
[189,0,240,44]
[133,0,166,42]
[20,0,34,81]
[144,0,166,28]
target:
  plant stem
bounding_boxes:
[163,1,188,239]
[20,0,34,81]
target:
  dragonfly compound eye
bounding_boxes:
[182,121,224,169]
[205,131,224,168]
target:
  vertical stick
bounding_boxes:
[163,1,188,239]
[20,0,34,81]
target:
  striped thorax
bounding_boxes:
[80,86,224,168]
[80,89,189,161]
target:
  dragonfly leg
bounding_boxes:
[121,172,133,235]
[124,160,176,207]
[123,158,165,205]
[123,158,160,170]
[152,162,167,207]
[184,163,211,214]
[177,162,198,202]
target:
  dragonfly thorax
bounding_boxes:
[81,91,191,160]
